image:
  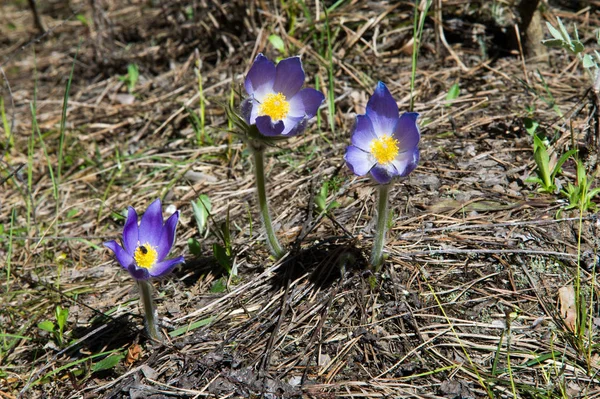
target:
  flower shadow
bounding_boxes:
[172,255,229,287]
[272,238,368,290]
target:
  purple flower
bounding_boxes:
[241,53,324,137]
[104,199,184,280]
[344,82,420,185]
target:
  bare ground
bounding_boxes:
[1,1,600,398]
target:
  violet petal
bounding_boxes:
[157,211,179,261]
[241,97,254,124]
[104,240,134,269]
[128,263,150,280]
[393,112,420,151]
[350,115,377,151]
[366,82,398,137]
[281,115,306,136]
[273,56,304,98]
[255,115,285,136]
[288,88,324,118]
[344,145,375,176]
[370,165,393,184]
[393,148,420,177]
[244,54,276,98]
[138,199,163,247]
[150,256,185,278]
[122,206,139,255]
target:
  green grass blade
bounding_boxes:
[323,7,336,136]
[5,207,15,291]
[409,0,432,112]
[169,317,214,337]
[0,96,13,148]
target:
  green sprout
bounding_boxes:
[314,181,340,216]
[38,305,69,347]
[543,17,600,91]
[118,64,139,93]
[525,134,576,194]
[561,158,600,213]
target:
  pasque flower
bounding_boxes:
[344,82,420,271]
[236,54,324,259]
[104,199,184,280]
[241,53,324,137]
[104,199,184,342]
[345,82,420,185]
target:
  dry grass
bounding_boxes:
[1,0,600,398]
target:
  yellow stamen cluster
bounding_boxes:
[370,135,399,165]
[258,92,290,121]
[134,243,158,269]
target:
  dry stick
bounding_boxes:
[397,248,577,259]
[435,0,468,72]
[400,215,596,236]
[27,0,46,34]
[259,266,292,388]
[514,24,530,85]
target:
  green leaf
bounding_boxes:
[66,208,79,219]
[583,54,596,69]
[120,64,139,93]
[268,34,285,53]
[76,14,89,26]
[571,40,584,54]
[187,237,202,257]
[542,39,567,48]
[38,321,55,333]
[92,353,124,373]
[327,200,341,211]
[315,195,326,213]
[320,181,329,198]
[191,195,211,235]
[445,83,460,106]
[55,305,69,333]
[551,148,578,180]
[587,187,600,201]
[524,176,543,185]
[213,243,231,273]
[210,277,227,293]
[533,135,551,189]
[523,117,538,136]
[546,22,564,41]
[556,17,572,43]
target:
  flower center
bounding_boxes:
[259,92,290,121]
[133,243,158,269]
[370,135,399,165]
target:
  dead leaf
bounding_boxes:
[558,285,577,332]
[115,93,135,105]
[125,343,143,366]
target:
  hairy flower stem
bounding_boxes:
[370,184,391,271]
[138,280,162,342]
[251,145,285,259]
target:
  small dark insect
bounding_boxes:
[139,246,148,254]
